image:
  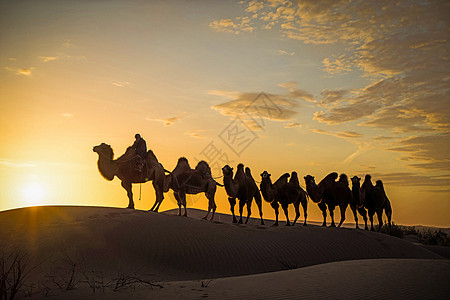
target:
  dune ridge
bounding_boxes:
[0,206,444,284]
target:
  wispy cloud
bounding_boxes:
[5,67,34,76]
[284,122,302,128]
[313,129,363,139]
[157,113,186,126]
[112,81,130,87]
[185,130,204,139]
[0,159,37,168]
[279,50,295,56]
[38,56,58,62]
[388,133,450,171]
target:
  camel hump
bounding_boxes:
[146,149,158,162]
[237,163,244,170]
[195,160,212,176]
[318,172,338,186]
[289,172,299,186]
[245,167,253,178]
[362,174,373,188]
[274,173,290,187]
[339,174,349,187]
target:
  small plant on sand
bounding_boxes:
[420,230,449,247]
[201,278,214,288]
[380,222,403,238]
[0,250,33,300]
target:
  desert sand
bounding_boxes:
[0,206,448,299]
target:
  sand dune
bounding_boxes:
[0,206,447,299]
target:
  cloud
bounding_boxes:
[112,81,130,87]
[209,17,254,34]
[322,56,351,74]
[39,56,58,62]
[369,172,450,189]
[284,122,302,128]
[158,113,186,126]
[313,129,363,139]
[210,0,450,172]
[388,133,450,171]
[0,159,37,168]
[212,91,303,129]
[5,67,34,76]
[185,130,204,139]
[319,89,350,107]
[279,50,295,56]
[278,81,315,102]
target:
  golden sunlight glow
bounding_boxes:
[21,182,46,206]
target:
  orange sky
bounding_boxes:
[1,0,449,227]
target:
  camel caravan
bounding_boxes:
[93,139,392,232]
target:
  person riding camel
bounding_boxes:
[132,133,147,172]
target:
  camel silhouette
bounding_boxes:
[165,157,218,220]
[304,172,353,227]
[350,176,369,230]
[93,143,165,211]
[222,164,264,225]
[260,171,308,226]
[361,175,392,232]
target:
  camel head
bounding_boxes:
[304,175,316,187]
[260,171,271,181]
[222,165,234,177]
[351,176,361,187]
[93,143,114,159]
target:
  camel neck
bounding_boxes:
[97,155,116,181]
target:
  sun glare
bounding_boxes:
[21,182,46,205]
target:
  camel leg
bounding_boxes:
[174,192,182,216]
[319,202,327,226]
[328,204,336,227]
[376,211,383,232]
[369,211,375,231]
[301,198,308,226]
[238,200,245,224]
[293,202,300,226]
[210,195,217,221]
[358,207,368,230]
[121,181,134,209]
[255,194,264,226]
[203,192,216,221]
[245,200,252,224]
[282,203,290,226]
[385,201,392,234]
[151,180,164,212]
[181,193,187,217]
[229,197,237,223]
[350,204,359,229]
[271,201,279,226]
[338,204,347,227]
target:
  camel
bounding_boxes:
[221,164,264,225]
[361,174,392,232]
[304,172,352,227]
[350,176,369,230]
[93,143,166,211]
[260,171,308,226]
[165,157,217,221]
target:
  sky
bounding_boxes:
[1,0,449,227]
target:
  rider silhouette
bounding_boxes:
[132,134,147,172]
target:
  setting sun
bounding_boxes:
[20,182,45,206]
